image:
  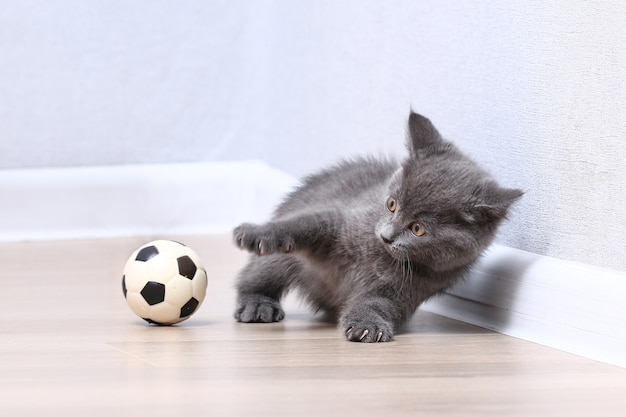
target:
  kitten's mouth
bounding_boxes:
[379,236,406,259]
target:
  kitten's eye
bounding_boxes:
[386,197,397,213]
[410,222,426,237]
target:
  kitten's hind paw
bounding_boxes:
[233,223,295,256]
[234,294,285,323]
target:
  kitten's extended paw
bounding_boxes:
[341,313,394,343]
[234,294,285,323]
[233,223,295,256]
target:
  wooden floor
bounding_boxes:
[1,235,626,416]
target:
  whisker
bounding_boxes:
[392,249,412,300]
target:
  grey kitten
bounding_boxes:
[232,111,522,342]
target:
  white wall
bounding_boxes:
[1,1,625,271]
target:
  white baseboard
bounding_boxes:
[3,162,625,367]
[0,161,299,242]
[423,244,626,368]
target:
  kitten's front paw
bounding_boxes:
[341,313,394,343]
[235,294,285,323]
[233,223,295,256]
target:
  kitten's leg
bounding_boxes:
[234,254,301,323]
[233,212,341,259]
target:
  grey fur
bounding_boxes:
[232,111,522,343]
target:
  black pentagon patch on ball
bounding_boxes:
[177,255,197,280]
[136,245,159,262]
[140,281,166,305]
[143,317,164,325]
[122,275,127,298]
[180,297,199,318]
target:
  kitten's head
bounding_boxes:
[375,111,523,271]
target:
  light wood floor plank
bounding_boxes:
[1,235,625,416]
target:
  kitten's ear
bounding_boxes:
[463,185,524,224]
[406,110,443,157]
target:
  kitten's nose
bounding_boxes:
[380,234,394,245]
[378,224,396,245]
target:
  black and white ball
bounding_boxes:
[122,240,207,325]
